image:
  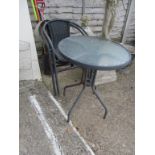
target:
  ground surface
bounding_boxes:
[42,60,135,155]
[19,81,95,155]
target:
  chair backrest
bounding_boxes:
[46,20,70,49]
[42,19,88,62]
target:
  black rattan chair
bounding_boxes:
[42,19,88,96]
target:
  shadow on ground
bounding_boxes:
[42,60,135,155]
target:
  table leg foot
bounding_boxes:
[66,86,85,122]
[92,86,108,119]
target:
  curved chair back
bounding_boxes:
[42,19,88,62]
[46,20,70,49]
[40,19,88,96]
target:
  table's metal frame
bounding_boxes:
[63,70,84,96]
[66,69,107,122]
[58,36,132,122]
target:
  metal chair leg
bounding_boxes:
[49,53,60,97]
[49,61,57,96]
[67,85,85,122]
[48,53,57,96]
[53,64,60,96]
[92,86,108,119]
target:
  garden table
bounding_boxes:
[58,36,131,122]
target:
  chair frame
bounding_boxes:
[42,19,88,96]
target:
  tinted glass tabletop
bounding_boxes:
[58,36,131,70]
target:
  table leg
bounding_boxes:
[91,86,107,119]
[67,69,108,122]
[67,85,85,122]
[91,70,107,119]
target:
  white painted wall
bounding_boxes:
[19,0,41,80]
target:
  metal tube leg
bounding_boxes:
[63,70,85,96]
[91,70,97,93]
[67,86,85,122]
[63,82,83,96]
[92,86,108,119]
[49,53,60,97]
[49,54,58,96]
[49,62,57,96]
[53,65,60,96]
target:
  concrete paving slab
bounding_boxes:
[19,90,53,155]
[42,60,135,155]
[19,80,95,155]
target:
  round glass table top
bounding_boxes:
[58,36,132,70]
